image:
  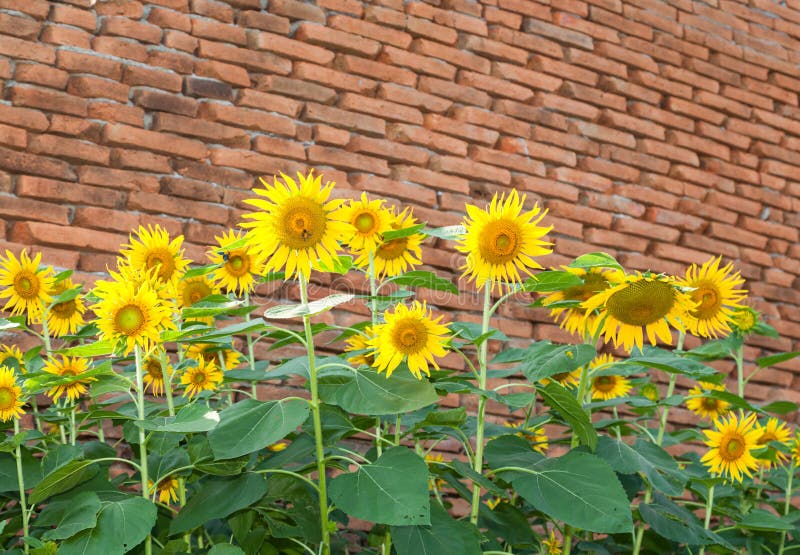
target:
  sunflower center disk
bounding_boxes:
[146,250,176,281]
[692,282,722,319]
[703,397,719,410]
[146,362,163,379]
[392,319,428,354]
[606,280,676,326]
[479,220,521,264]
[564,274,610,302]
[14,273,38,299]
[722,436,745,460]
[280,199,327,249]
[51,300,76,318]
[115,305,146,335]
[377,238,408,261]
[0,387,15,410]
[227,254,247,275]
[193,372,206,384]
[354,212,376,234]
[595,376,614,392]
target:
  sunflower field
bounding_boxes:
[0,170,798,555]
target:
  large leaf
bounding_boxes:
[390,271,458,294]
[484,435,545,474]
[170,473,267,535]
[0,449,43,492]
[207,545,246,555]
[568,252,624,271]
[391,501,482,555]
[523,270,584,292]
[58,496,157,555]
[29,460,99,504]
[263,293,354,319]
[639,494,731,547]
[384,223,426,241]
[596,437,685,496]
[208,398,309,460]
[58,340,114,357]
[328,447,430,526]
[519,342,596,383]
[622,347,719,381]
[758,351,800,368]
[318,367,438,415]
[738,509,795,532]
[142,404,220,433]
[539,382,597,451]
[36,491,101,540]
[510,451,632,534]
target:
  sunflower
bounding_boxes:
[701,411,760,482]
[0,345,25,374]
[240,171,350,279]
[45,277,86,337]
[344,328,375,366]
[43,356,94,402]
[354,207,423,278]
[0,250,54,320]
[541,531,563,555]
[639,383,660,402]
[149,477,179,504]
[457,189,552,290]
[185,343,241,371]
[755,418,792,469]
[540,368,581,388]
[425,452,446,490]
[0,366,24,421]
[792,433,800,466]
[583,272,696,352]
[340,193,393,252]
[369,301,450,379]
[92,278,175,355]
[143,353,172,396]
[178,275,219,325]
[686,381,730,421]
[121,225,190,293]
[181,358,223,398]
[731,306,759,335]
[589,354,630,400]
[506,421,548,454]
[680,257,747,338]
[209,230,265,295]
[267,441,289,452]
[542,267,624,337]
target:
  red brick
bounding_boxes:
[122,65,183,92]
[268,0,325,23]
[152,113,250,148]
[78,166,160,192]
[696,122,751,151]
[132,89,197,116]
[336,55,417,87]
[101,16,162,43]
[585,228,649,252]
[347,135,428,165]
[14,64,69,89]
[111,149,171,172]
[668,130,731,162]
[197,39,291,75]
[406,15,459,45]
[629,102,694,132]
[364,5,406,28]
[308,145,390,176]
[0,193,70,225]
[424,114,499,146]
[497,0,551,18]
[546,199,613,228]
[742,217,800,243]
[94,0,145,18]
[255,75,333,103]
[318,0,362,16]
[11,86,88,117]
[453,106,529,137]
[18,175,122,206]
[484,6,523,28]
[313,124,351,146]
[0,12,41,39]
[523,18,593,49]
[163,29,198,52]
[708,222,769,249]
[536,93,601,121]
[103,123,207,160]
[29,134,110,166]
[184,77,233,101]
[293,62,378,94]
[590,5,652,39]
[295,22,381,57]
[51,4,97,29]
[0,35,55,64]
[561,81,626,111]
[412,38,491,74]
[161,177,225,203]
[743,77,798,106]
[191,17,247,45]
[351,174,438,206]
[601,145,670,174]
[73,206,141,233]
[677,198,738,225]
[489,26,563,59]
[0,124,26,149]
[407,2,488,36]
[380,45,457,80]
[532,125,598,156]
[646,208,706,233]
[514,174,578,202]
[0,105,48,133]
[553,10,618,42]
[253,136,307,160]
[614,217,680,242]
[377,83,451,113]
[39,24,92,48]
[192,0,233,22]
[387,123,468,156]
[629,69,691,99]
[210,148,303,176]
[661,66,719,94]
[236,88,301,117]
[579,157,640,183]
[237,10,291,34]
[328,14,411,48]
[12,222,127,253]
[392,165,470,194]
[248,30,335,65]
[458,71,534,102]
[68,76,130,103]
[88,102,145,127]
[417,76,491,107]
[469,145,545,177]
[639,138,699,166]
[491,62,562,92]
[339,93,423,125]
[429,155,510,185]
[550,166,612,192]
[128,191,230,224]
[197,103,294,138]
[148,7,192,31]
[304,103,385,136]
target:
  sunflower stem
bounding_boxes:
[13,418,29,554]
[159,350,176,418]
[469,285,492,526]
[134,346,153,555]
[778,463,795,555]
[244,292,259,401]
[571,336,595,449]
[69,402,77,446]
[655,331,685,446]
[299,274,331,555]
[734,343,745,399]
[698,485,715,555]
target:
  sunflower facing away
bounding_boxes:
[702,411,760,482]
[686,381,730,421]
[542,267,623,337]
[46,277,86,337]
[0,345,25,374]
[43,356,94,403]
[341,192,393,252]
[755,417,792,469]
[354,207,423,278]
[143,353,172,396]
[0,250,54,320]
[457,189,552,290]
[149,477,179,504]
[583,272,696,352]
[680,257,747,338]
[186,343,241,371]
[241,171,349,279]
[121,225,190,294]
[344,328,375,366]
[369,301,450,379]
[181,358,223,399]
[506,421,549,454]
[92,278,175,355]
[0,366,24,421]
[209,230,265,295]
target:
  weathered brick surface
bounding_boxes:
[0,0,797,421]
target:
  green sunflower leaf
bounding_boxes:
[383,223,427,241]
[523,270,584,292]
[391,501,482,555]
[757,351,800,368]
[568,252,624,271]
[263,293,355,319]
[58,496,157,555]
[423,225,465,241]
[390,270,459,294]
[318,367,438,415]
[538,381,597,451]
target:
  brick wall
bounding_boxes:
[0,0,799,420]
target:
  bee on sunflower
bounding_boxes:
[686,381,730,421]
[209,230,265,295]
[701,411,760,482]
[0,366,25,421]
[353,206,424,278]
[0,250,54,321]
[43,356,94,402]
[679,257,747,338]
[181,358,223,398]
[457,189,552,291]
[541,267,624,338]
[240,171,350,279]
[45,277,86,337]
[121,225,190,295]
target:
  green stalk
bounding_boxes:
[244,292,258,401]
[14,418,29,554]
[299,274,331,555]
[367,253,384,459]
[698,485,715,555]
[69,402,77,445]
[134,347,153,555]
[778,463,795,555]
[469,285,493,525]
[734,343,745,399]
[571,335,596,449]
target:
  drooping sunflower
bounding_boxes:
[45,277,86,337]
[209,230,265,295]
[149,477,179,504]
[181,358,223,399]
[457,189,552,290]
[121,225,190,293]
[341,193,393,252]
[541,531,563,555]
[731,306,759,335]
[344,328,375,366]
[506,421,549,454]
[755,418,792,469]
[143,353,172,396]
[680,257,747,338]
[240,171,350,279]
[583,272,697,352]
[701,411,760,482]
[92,278,175,355]
[0,366,24,421]
[542,267,624,337]
[185,343,241,371]
[369,301,450,379]
[354,207,423,278]
[0,250,54,320]
[43,356,94,403]
[0,345,25,374]
[686,381,730,421]
[424,452,446,490]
